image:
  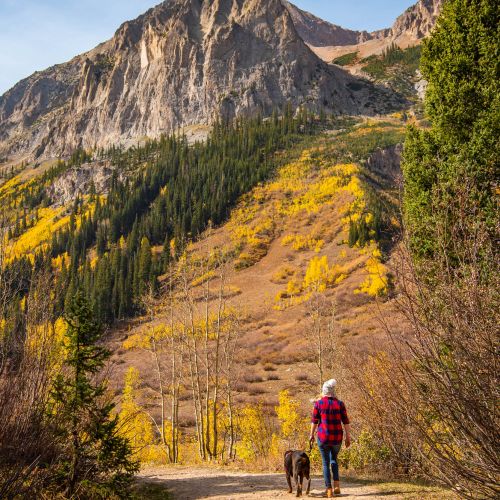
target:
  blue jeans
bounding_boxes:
[317,439,342,488]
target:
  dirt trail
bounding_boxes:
[138,467,408,499]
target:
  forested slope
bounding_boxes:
[1,109,318,327]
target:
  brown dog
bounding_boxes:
[284,450,311,497]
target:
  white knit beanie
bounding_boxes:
[322,378,337,396]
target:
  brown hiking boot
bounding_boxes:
[333,480,341,495]
[326,488,333,498]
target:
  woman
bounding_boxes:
[309,379,351,498]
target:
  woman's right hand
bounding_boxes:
[345,436,351,448]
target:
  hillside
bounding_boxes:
[108,115,410,434]
[0,112,416,484]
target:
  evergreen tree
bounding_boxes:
[137,237,152,296]
[398,1,499,495]
[50,292,138,497]
[402,0,499,258]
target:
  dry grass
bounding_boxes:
[243,374,264,383]
[262,363,276,372]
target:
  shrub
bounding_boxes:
[244,374,264,383]
[275,390,308,450]
[332,51,359,66]
[235,404,276,462]
[338,429,391,471]
[262,363,277,372]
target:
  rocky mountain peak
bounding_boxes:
[0,0,405,161]
[389,0,442,40]
[286,0,443,64]
[282,0,373,47]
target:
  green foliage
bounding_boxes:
[338,429,391,470]
[50,292,138,497]
[360,44,422,98]
[332,51,359,66]
[6,109,320,325]
[361,45,422,80]
[402,0,499,259]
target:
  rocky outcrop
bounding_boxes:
[414,70,428,100]
[365,144,403,184]
[0,0,404,161]
[387,0,442,41]
[47,161,118,206]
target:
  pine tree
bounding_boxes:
[402,0,499,258]
[50,292,138,497]
[137,237,152,296]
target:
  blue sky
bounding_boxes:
[0,0,415,96]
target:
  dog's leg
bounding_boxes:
[294,473,301,497]
[286,472,292,493]
[299,473,304,497]
[306,474,311,496]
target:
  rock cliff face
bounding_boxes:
[366,144,403,184]
[387,0,442,41]
[47,162,119,206]
[0,0,401,161]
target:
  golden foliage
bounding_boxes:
[118,367,166,463]
[355,248,389,297]
[7,199,96,262]
[281,234,324,252]
[275,390,307,448]
[7,206,69,261]
[26,317,67,373]
[123,325,173,351]
[303,255,346,292]
[52,252,69,271]
[235,403,276,462]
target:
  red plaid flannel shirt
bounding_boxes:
[312,397,350,445]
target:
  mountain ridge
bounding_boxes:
[287,0,443,48]
[282,1,376,47]
[289,0,442,63]
[0,0,440,162]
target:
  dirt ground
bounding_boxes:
[137,467,431,499]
